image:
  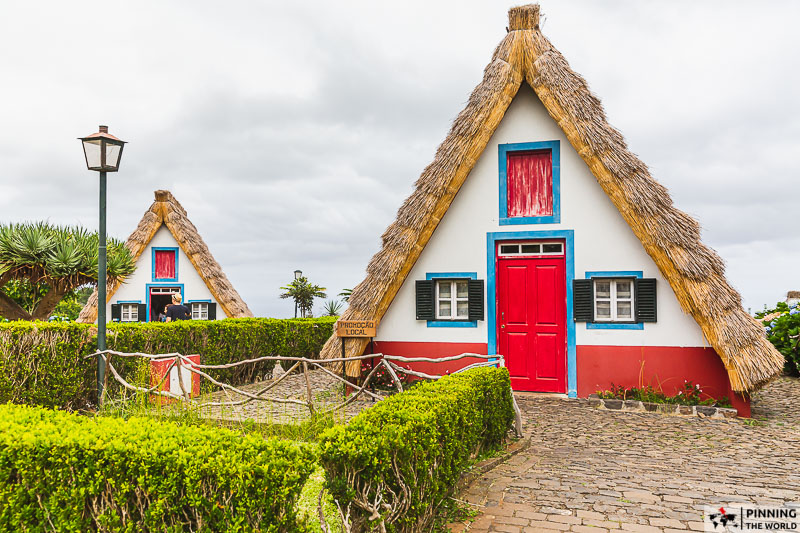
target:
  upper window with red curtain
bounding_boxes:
[499,141,561,225]
[153,248,178,281]
[506,150,552,217]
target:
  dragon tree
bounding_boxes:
[0,222,135,320]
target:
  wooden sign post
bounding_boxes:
[335,319,377,397]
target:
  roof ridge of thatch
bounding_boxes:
[320,3,783,393]
[77,190,253,322]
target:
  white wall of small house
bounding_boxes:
[375,84,708,348]
[104,226,225,322]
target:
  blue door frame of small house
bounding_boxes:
[145,283,184,323]
[486,230,576,397]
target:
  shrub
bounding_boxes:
[0,317,336,410]
[0,403,316,532]
[319,367,515,532]
[756,302,800,375]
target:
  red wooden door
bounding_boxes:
[497,247,566,392]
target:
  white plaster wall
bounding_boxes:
[104,226,225,321]
[376,85,707,347]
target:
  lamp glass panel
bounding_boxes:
[82,139,102,169]
[105,143,122,169]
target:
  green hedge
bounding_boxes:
[0,403,316,532]
[0,317,336,410]
[319,367,515,532]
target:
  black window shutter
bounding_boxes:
[208,303,217,320]
[415,280,434,320]
[110,304,121,322]
[573,279,594,322]
[137,303,148,322]
[468,279,484,321]
[635,278,657,322]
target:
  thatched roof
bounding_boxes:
[321,4,783,393]
[78,190,253,322]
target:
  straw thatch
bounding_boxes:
[78,190,253,323]
[321,4,783,393]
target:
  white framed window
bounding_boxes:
[120,303,138,322]
[498,241,563,257]
[150,286,181,294]
[436,280,469,320]
[593,279,635,322]
[191,302,209,320]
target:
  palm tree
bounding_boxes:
[0,222,135,320]
[280,276,327,318]
[338,288,353,302]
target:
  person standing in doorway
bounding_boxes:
[165,293,191,322]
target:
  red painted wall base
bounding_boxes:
[372,341,489,377]
[370,341,751,417]
[577,345,750,417]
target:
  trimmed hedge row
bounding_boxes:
[0,317,336,410]
[319,367,515,532]
[0,403,316,532]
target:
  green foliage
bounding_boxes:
[280,276,327,318]
[338,289,352,303]
[756,301,800,375]
[0,403,316,532]
[0,317,336,410]
[0,321,96,410]
[298,466,344,533]
[0,279,49,314]
[0,222,135,320]
[322,299,344,317]
[596,381,732,407]
[51,286,93,321]
[319,367,515,532]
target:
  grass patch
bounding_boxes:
[298,466,344,533]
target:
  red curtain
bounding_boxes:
[507,150,553,217]
[154,250,176,279]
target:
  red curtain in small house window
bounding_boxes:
[507,150,553,217]
[154,250,176,279]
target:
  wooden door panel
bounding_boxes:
[535,333,557,379]
[506,266,528,324]
[506,332,529,379]
[535,265,557,325]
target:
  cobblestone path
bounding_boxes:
[199,365,381,424]
[450,377,800,533]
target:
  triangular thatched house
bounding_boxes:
[78,190,253,324]
[321,4,782,415]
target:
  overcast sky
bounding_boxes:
[1,1,797,317]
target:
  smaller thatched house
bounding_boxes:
[320,4,783,416]
[78,190,252,324]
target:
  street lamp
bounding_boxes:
[79,125,126,405]
[294,269,302,318]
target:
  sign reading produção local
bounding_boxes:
[335,319,377,338]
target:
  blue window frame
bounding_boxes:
[584,271,643,330]
[152,247,179,282]
[425,272,478,328]
[498,140,561,225]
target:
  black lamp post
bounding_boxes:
[294,269,302,318]
[79,125,126,404]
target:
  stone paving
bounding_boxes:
[198,364,382,424]
[449,376,800,533]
